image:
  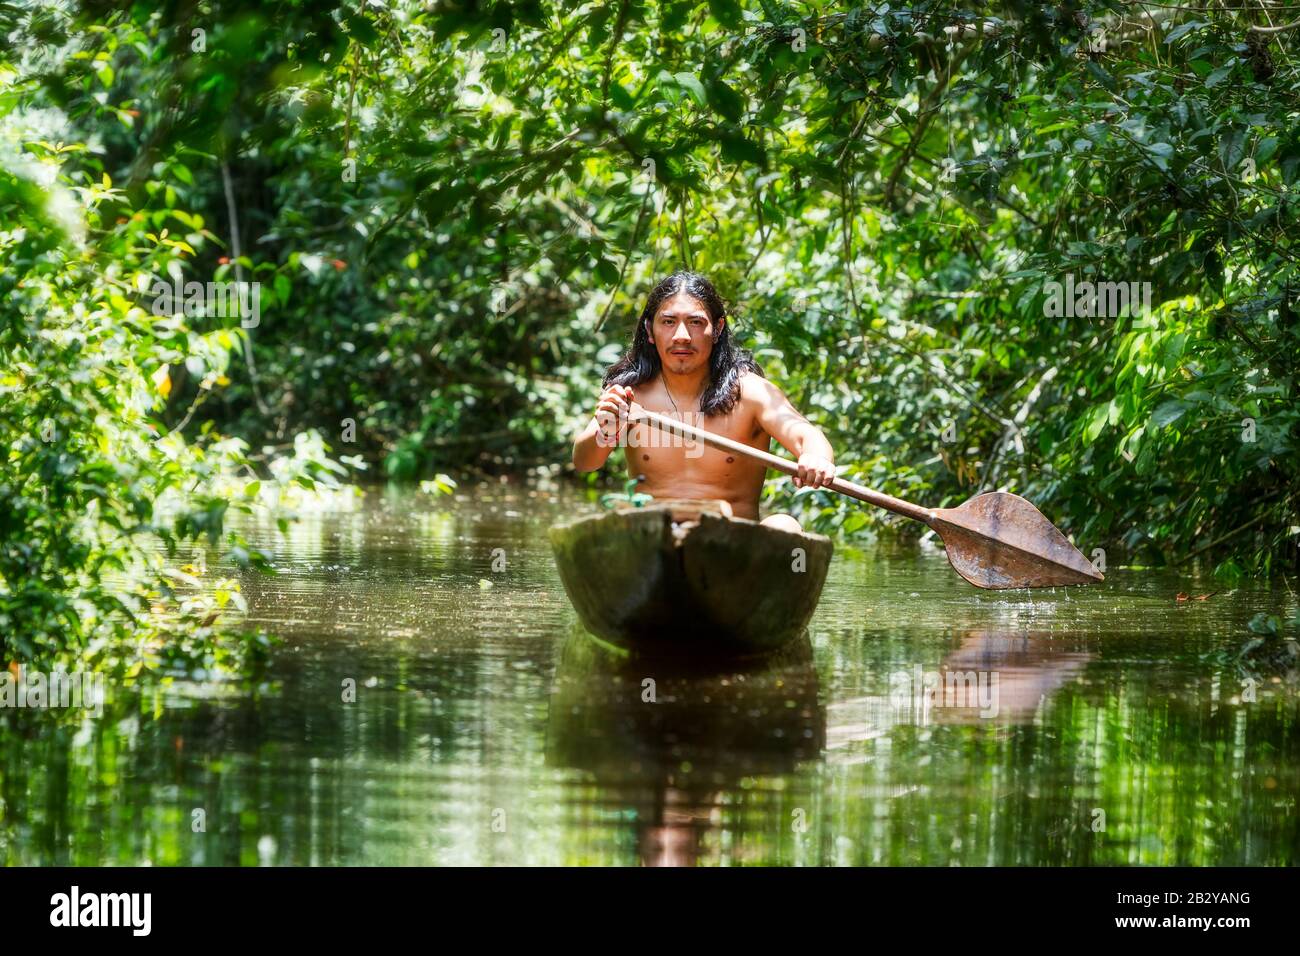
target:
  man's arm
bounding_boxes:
[746,374,836,488]
[572,384,633,472]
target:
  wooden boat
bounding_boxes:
[549,500,833,657]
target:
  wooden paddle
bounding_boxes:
[626,402,1103,590]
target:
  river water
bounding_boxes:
[2,486,1297,865]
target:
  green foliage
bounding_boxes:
[1,23,349,674]
[3,0,1297,594]
[419,473,458,495]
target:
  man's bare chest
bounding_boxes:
[624,402,768,474]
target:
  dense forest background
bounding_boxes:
[2,0,1298,669]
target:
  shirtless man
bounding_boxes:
[571,271,836,532]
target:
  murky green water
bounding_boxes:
[3,487,1297,865]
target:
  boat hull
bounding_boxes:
[549,505,833,657]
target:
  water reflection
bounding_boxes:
[1,488,1297,866]
[545,629,824,866]
[935,630,1093,724]
[827,630,1094,755]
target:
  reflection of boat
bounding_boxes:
[545,626,825,778]
[549,501,832,657]
[827,631,1093,752]
[545,628,826,865]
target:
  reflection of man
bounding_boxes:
[638,786,714,868]
[572,271,835,532]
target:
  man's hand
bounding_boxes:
[595,384,634,447]
[747,374,837,489]
[793,453,835,489]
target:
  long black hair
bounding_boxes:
[602,271,763,416]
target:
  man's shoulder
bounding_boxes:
[738,369,782,404]
[735,371,788,439]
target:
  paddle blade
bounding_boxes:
[931,492,1104,589]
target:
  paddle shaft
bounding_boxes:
[630,405,934,525]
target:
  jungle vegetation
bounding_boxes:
[2,0,1297,670]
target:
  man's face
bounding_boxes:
[646,293,719,376]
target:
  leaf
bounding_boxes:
[842,511,868,533]
[595,257,620,285]
[708,0,743,27]
[1163,21,1206,44]
[719,131,766,167]
[672,72,707,107]
[1083,404,1109,444]
[1085,60,1115,92]
[1145,141,1173,171]
[152,365,171,398]
[1151,399,1190,428]
[1205,63,1235,88]
[345,14,380,44]
[1218,127,1246,171]
[706,78,744,122]
[609,82,634,110]
[419,184,469,226]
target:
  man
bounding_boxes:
[572,271,836,532]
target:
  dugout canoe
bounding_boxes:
[548,500,833,657]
